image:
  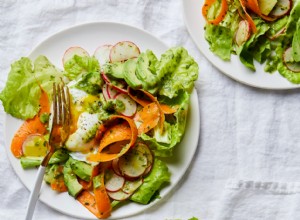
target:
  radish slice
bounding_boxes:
[110,84,128,94]
[107,190,131,201]
[267,27,286,40]
[63,47,89,66]
[107,85,120,99]
[235,20,250,46]
[94,44,113,65]
[112,158,122,176]
[110,41,140,63]
[283,47,300,73]
[115,93,137,117]
[105,169,125,192]
[269,0,292,18]
[118,147,148,179]
[101,72,111,84]
[102,84,110,100]
[22,134,48,157]
[122,178,143,194]
[135,143,154,176]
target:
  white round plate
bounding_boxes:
[4,22,200,219]
[182,0,300,90]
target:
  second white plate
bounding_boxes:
[183,0,300,90]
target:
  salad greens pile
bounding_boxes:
[0,41,198,217]
[204,0,300,84]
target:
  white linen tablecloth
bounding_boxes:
[1,1,300,220]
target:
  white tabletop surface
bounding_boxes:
[1,1,300,220]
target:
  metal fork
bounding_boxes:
[25,83,71,220]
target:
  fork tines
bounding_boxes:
[52,82,71,135]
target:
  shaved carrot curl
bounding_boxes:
[202,0,228,25]
[243,0,277,21]
[87,115,138,162]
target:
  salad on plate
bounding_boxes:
[202,0,300,84]
[0,41,198,218]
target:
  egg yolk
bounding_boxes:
[70,94,100,133]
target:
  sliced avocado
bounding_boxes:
[63,159,83,197]
[102,62,125,79]
[69,157,93,182]
[48,148,69,164]
[20,157,42,169]
[44,164,63,184]
[93,172,104,189]
[258,0,277,15]
[123,59,142,89]
[136,50,158,89]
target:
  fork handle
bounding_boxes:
[25,165,46,220]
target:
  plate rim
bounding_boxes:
[4,21,200,219]
[182,0,300,90]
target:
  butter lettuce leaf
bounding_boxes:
[0,56,63,119]
[64,55,100,80]
[131,158,170,204]
[292,19,300,62]
[237,18,270,71]
[205,24,233,61]
[157,47,198,98]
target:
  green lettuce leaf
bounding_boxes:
[292,19,300,62]
[205,24,233,61]
[64,55,100,80]
[277,60,300,84]
[0,56,63,119]
[237,18,270,71]
[157,47,198,98]
[131,158,170,204]
[285,1,300,39]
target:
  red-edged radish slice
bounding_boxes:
[122,178,143,194]
[102,84,110,100]
[109,41,140,63]
[235,20,251,46]
[112,158,122,176]
[63,47,89,66]
[22,134,48,157]
[115,93,137,117]
[105,169,125,192]
[107,189,131,201]
[101,72,111,84]
[94,44,113,65]
[110,84,128,94]
[135,143,154,176]
[283,47,300,73]
[269,0,292,18]
[118,147,148,179]
[107,85,120,99]
[267,27,286,40]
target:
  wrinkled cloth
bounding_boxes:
[1,1,300,220]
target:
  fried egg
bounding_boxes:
[64,86,101,162]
